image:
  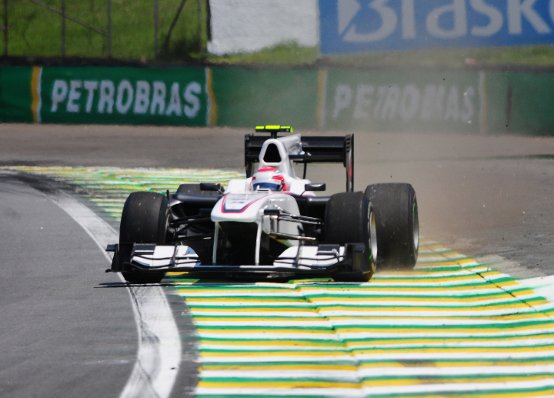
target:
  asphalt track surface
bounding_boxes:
[0,177,136,397]
[1,123,554,397]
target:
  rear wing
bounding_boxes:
[244,133,355,192]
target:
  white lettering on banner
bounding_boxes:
[353,85,373,119]
[471,0,503,36]
[67,80,82,113]
[150,81,166,115]
[332,83,476,124]
[343,0,397,42]
[333,84,353,119]
[134,81,150,114]
[399,84,419,121]
[401,0,415,39]
[382,85,401,119]
[166,83,182,117]
[427,0,467,39]
[462,87,475,123]
[338,0,554,43]
[50,80,68,112]
[184,82,201,119]
[83,81,98,113]
[116,80,134,114]
[49,79,203,119]
[98,80,115,114]
[508,0,550,34]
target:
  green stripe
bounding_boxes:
[195,320,554,331]
[179,289,533,300]
[198,332,554,344]
[198,356,554,368]
[201,373,554,384]
[183,296,547,309]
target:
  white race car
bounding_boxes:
[107,125,419,283]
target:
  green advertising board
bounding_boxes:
[3,64,554,136]
[323,68,481,133]
[39,66,209,126]
[505,72,554,135]
[0,67,33,123]
[211,67,319,129]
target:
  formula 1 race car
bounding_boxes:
[107,125,419,283]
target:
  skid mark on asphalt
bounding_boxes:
[5,165,554,398]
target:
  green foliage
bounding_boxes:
[321,46,554,68]
[2,0,207,60]
[205,43,318,66]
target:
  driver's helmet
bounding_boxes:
[251,166,286,191]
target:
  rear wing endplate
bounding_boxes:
[244,134,354,192]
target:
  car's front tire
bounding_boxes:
[324,192,377,282]
[118,192,169,284]
[364,183,419,270]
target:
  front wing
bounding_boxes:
[106,243,368,278]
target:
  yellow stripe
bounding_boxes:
[198,381,359,389]
[201,350,349,358]
[338,324,554,333]
[200,341,344,348]
[320,302,548,312]
[31,66,42,123]
[348,336,554,347]
[206,67,218,126]
[180,281,525,296]
[185,294,535,304]
[360,375,554,385]
[372,274,485,282]
[192,308,314,314]
[356,346,554,355]
[198,375,551,388]
[192,312,552,322]
[200,364,359,371]
[195,329,334,336]
[194,317,325,323]
[316,68,327,129]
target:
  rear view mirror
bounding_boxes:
[305,183,326,192]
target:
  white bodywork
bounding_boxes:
[210,134,313,265]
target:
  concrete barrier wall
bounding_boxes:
[1,65,553,136]
[208,0,318,55]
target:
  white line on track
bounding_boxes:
[195,379,554,396]
[523,275,554,303]
[52,192,181,398]
[202,365,554,378]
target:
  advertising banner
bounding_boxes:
[320,0,554,54]
[496,72,554,135]
[212,67,319,128]
[324,68,481,133]
[0,67,33,123]
[40,67,209,126]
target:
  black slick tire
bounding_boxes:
[118,192,169,284]
[364,183,419,270]
[324,192,377,282]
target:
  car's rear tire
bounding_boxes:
[118,192,169,284]
[364,183,419,270]
[325,192,377,282]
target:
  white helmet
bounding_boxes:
[251,166,286,191]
